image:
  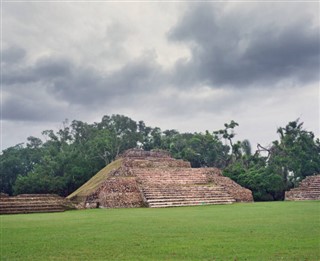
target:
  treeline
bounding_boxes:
[1,115,319,201]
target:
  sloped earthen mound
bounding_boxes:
[0,194,75,214]
[285,175,320,201]
[67,149,253,208]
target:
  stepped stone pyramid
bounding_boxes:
[68,149,253,208]
[285,175,320,201]
[0,194,75,214]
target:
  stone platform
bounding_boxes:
[285,175,320,201]
[68,149,253,208]
[0,194,75,214]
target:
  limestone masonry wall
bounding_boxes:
[118,148,171,159]
[285,175,320,201]
[81,149,253,208]
[206,169,253,202]
[0,194,75,214]
[86,177,144,208]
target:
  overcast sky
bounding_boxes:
[1,1,319,152]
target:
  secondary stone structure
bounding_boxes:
[285,175,320,201]
[0,194,75,214]
[68,149,253,208]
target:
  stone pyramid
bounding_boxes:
[67,149,253,208]
[285,175,320,201]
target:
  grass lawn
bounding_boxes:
[1,201,319,260]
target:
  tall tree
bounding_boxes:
[268,120,320,189]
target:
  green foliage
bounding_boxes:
[67,159,122,200]
[159,131,229,168]
[0,141,43,195]
[270,120,320,185]
[223,119,320,201]
[14,172,65,195]
[1,202,319,260]
[1,116,319,200]
[224,160,285,201]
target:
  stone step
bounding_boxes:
[289,197,320,200]
[138,178,208,181]
[143,184,223,188]
[0,200,64,205]
[143,192,231,197]
[134,170,208,178]
[144,191,229,195]
[0,198,65,203]
[300,185,320,188]
[143,186,227,192]
[0,205,64,212]
[0,196,63,200]
[143,189,226,194]
[135,173,207,177]
[287,190,320,194]
[146,194,233,201]
[144,192,227,196]
[135,172,207,175]
[147,197,235,203]
[0,208,65,214]
[149,200,234,208]
[0,194,74,214]
[145,190,233,195]
[287,191,320,197]
[136,176,207,179]
[295,188,320,189]
[0,203,63,209]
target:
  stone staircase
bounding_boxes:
[0,194,74,214]
[142,185,235,207]
[134,168,236,207]
[285,175,320,201]
[67,149,253,209]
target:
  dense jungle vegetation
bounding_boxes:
[1,115,319,201]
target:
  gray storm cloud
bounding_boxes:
[168,3,319,87]
[2,47,164,121]
[1,0,319,149]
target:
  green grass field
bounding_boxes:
[1,201,319,260]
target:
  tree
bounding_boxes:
[223,155,285,201]
[3,115,319,200]
[0,141,43,195]
[214,120,239,162]
[224,119,320,201]
[268,119,320,190]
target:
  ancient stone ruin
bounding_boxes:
[68,149,253,208]
[0,194,75,214]
[285,175,320,201]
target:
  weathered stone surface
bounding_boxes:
[74,149,253,208]
[118,148,171,159]
[285,175,320,201]
[124,158,191,169]
[206,169,253,202]
[86,177,143,208]
[0,194,75,214]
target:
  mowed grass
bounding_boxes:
[1,201,319,261]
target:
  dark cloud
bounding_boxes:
[46,54,163,105]
[2,56,72,85]
[168,3,320,87]
[2,2,319,129]
[2,90,66,122]
[34,57,73,79]
[1,2,319,151]
[1,45,26,64]
[2,47,164,122]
